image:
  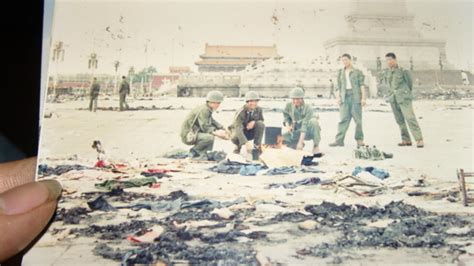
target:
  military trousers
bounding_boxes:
[192,133,215,156]
[231,121,265,147]
[119,93,129,111]
[283,118,321,148]
[335,92,363,144]
[390,98,423,142]
[89,94,98,112]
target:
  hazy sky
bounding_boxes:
[49,0,473,75]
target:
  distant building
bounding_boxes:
[195,43,282,72]
[151,66,192,89]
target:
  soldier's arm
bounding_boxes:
[404,70,413,91]
[197,109,214,133]
[300,106,314,133]
[233,112,248,144]
[283,104,292,126]
[360,71,366,101]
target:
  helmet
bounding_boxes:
[289,87,305,99]
[245,91,260,102]
[206,90,224,103]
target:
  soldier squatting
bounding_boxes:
[91,52,425,159]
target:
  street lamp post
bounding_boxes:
[128,67,135,96]
[51,41,65,96]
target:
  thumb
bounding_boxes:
[0,180,62,262]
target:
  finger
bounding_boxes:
[0,201,57,262]
[0,157,37,193]
[0,180,61,261]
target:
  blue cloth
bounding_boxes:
[352,166,390,180]
[265,166,297,176]
[239,165,264,176]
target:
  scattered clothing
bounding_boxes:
[95,176,158,190]
[267,177,321,189]
[87,195,117,212]
[204,151,227,161]
[38,164,89,176]
[209,160,248,174]
[264,166,297,175]
[352,166,390,180]
[300,166,325,174]
[163,149,191,159]
[239,164,264,176]
[140,170,172,178]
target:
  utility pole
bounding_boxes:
[88,53,98,86]
[51,41,65,96]
[114,60,120,94]
[128,66,135,96]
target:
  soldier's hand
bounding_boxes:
[214,129,229,140]
[246,121,255,130]
[361,99,366,107]
[286,125,293,133]
[0,158,62,262]
[245,141,254,152]
[336,98,342,105]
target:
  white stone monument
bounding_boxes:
[324,0,450,70]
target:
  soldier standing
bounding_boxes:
[180,90,229,158]
[229,91,265,156]
[329,53,366,147]
[283,87,321,154]
[383,52,424,148]
[89,77,100,112]
[119,76,130,111]
[328,79,336,99]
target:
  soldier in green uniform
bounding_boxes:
[383,52,424,148]
[229,91,265,156]
[89,77,100,112]
[180,90,229,157]
[329,54,366,147]
[328,79,336,99]
[283,87,321,154]
[119,76,130,111]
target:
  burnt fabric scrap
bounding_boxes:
[299,201,474,263]
[38,164,89,177]
[94,176,158,190]
[55,207,91,224]
[87,195,117,212]
[140,171,172,178]
[267,177,321,189]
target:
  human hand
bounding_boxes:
[214,129,229,140]
[296,141,304,150]
[336,97,342,105]
[361,99,366,107]
[245,141,254,152]
[246,121,255,130]
[285,125,293,133]
[0,158,62,262]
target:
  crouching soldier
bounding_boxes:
[180,90,229,158]
[229,91,265,156]
[283,87,321,154]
